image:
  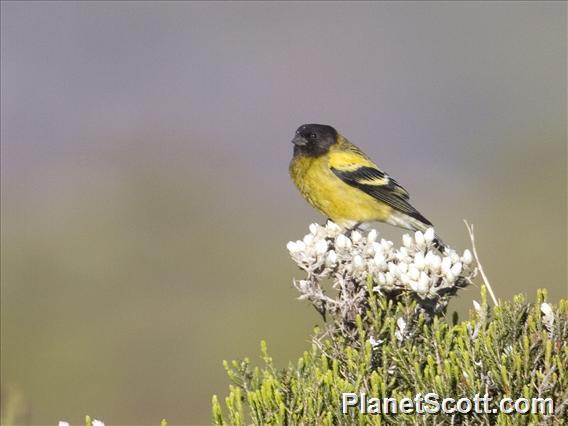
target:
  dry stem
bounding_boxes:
[464,220,499,306]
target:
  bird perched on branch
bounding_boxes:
[289,123,446,249]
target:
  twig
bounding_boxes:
[464,220,499,306]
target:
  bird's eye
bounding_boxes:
[310,133,317,139]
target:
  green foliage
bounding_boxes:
[212,289,567,425]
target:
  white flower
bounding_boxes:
[325,221,342,236]
[303,234,314,246]
[372,242,384,254]
[351,230,362,243]
[540,302,553,317]
[403,233,413,248]
[450,251,460,263]
[286,241,304,254]
[381,239,392,251]
[461,249,473,265]
[416,272,430,294]
[388,262,398,276]
[445,270,456,284]
[414,230,425,247]
[369,335,383,348]
[92,421,105,426]
[353,255,364,271]
[309,223,318,235]
[441,257,452,273]
[399,273,410,285]
[396,317,407,342]
[325,250,337,267]
[373,254,386,269]
[414,252,425,269]
[408,264,419,281]
[541,303,554,334]
[335,234,350,250]
[450,262,462,276]
[428,253,441,271]
[58,422,70,426]
[424,228,435,243]
[472,300,482,314]
[288,221,477,321]
[367,229,378,243]
[315,239,328,256]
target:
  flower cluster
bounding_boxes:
[541,302,555,338]
[287,222,477,322]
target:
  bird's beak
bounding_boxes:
[292,135,308,147]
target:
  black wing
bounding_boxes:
[331,166,432,226]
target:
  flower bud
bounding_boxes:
[450,251,460,263]
[461,249,473,265]
[367,229,378,243]
[540,303,553,317]
[414,252,425,269]
[286,241,297,253]
[353,255,365,271]
[402,234,413,248]
[381,239,393,251]
[287,240,305,254]
[315,239,328,256]
[424,228,435,243]
[441,256,452,273]
[429,254,441,271]
[417,272,430,294]
[414,230,425,247]
[351,230,362,243]
[450,262,462,276]
[335,234,348,250]
[408,264,420,281]
[325,250,337,267]
[373,242,384,254]
[325,221,342,237]
[309,223,318,235]
[373,253,386,269]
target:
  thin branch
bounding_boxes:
[464,220,499,306]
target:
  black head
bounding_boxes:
[291,124,338,157]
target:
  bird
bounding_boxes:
[289,123,446,249]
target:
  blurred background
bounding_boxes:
[1,1,566,425]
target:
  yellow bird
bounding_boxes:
[289,123,445,248]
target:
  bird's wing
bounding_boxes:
[329,150,431,225]
[328,148,410,198]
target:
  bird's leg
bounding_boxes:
[345,222,362,238]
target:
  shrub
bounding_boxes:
[212,224,567,425]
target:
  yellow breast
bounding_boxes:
[289,153,392,227]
